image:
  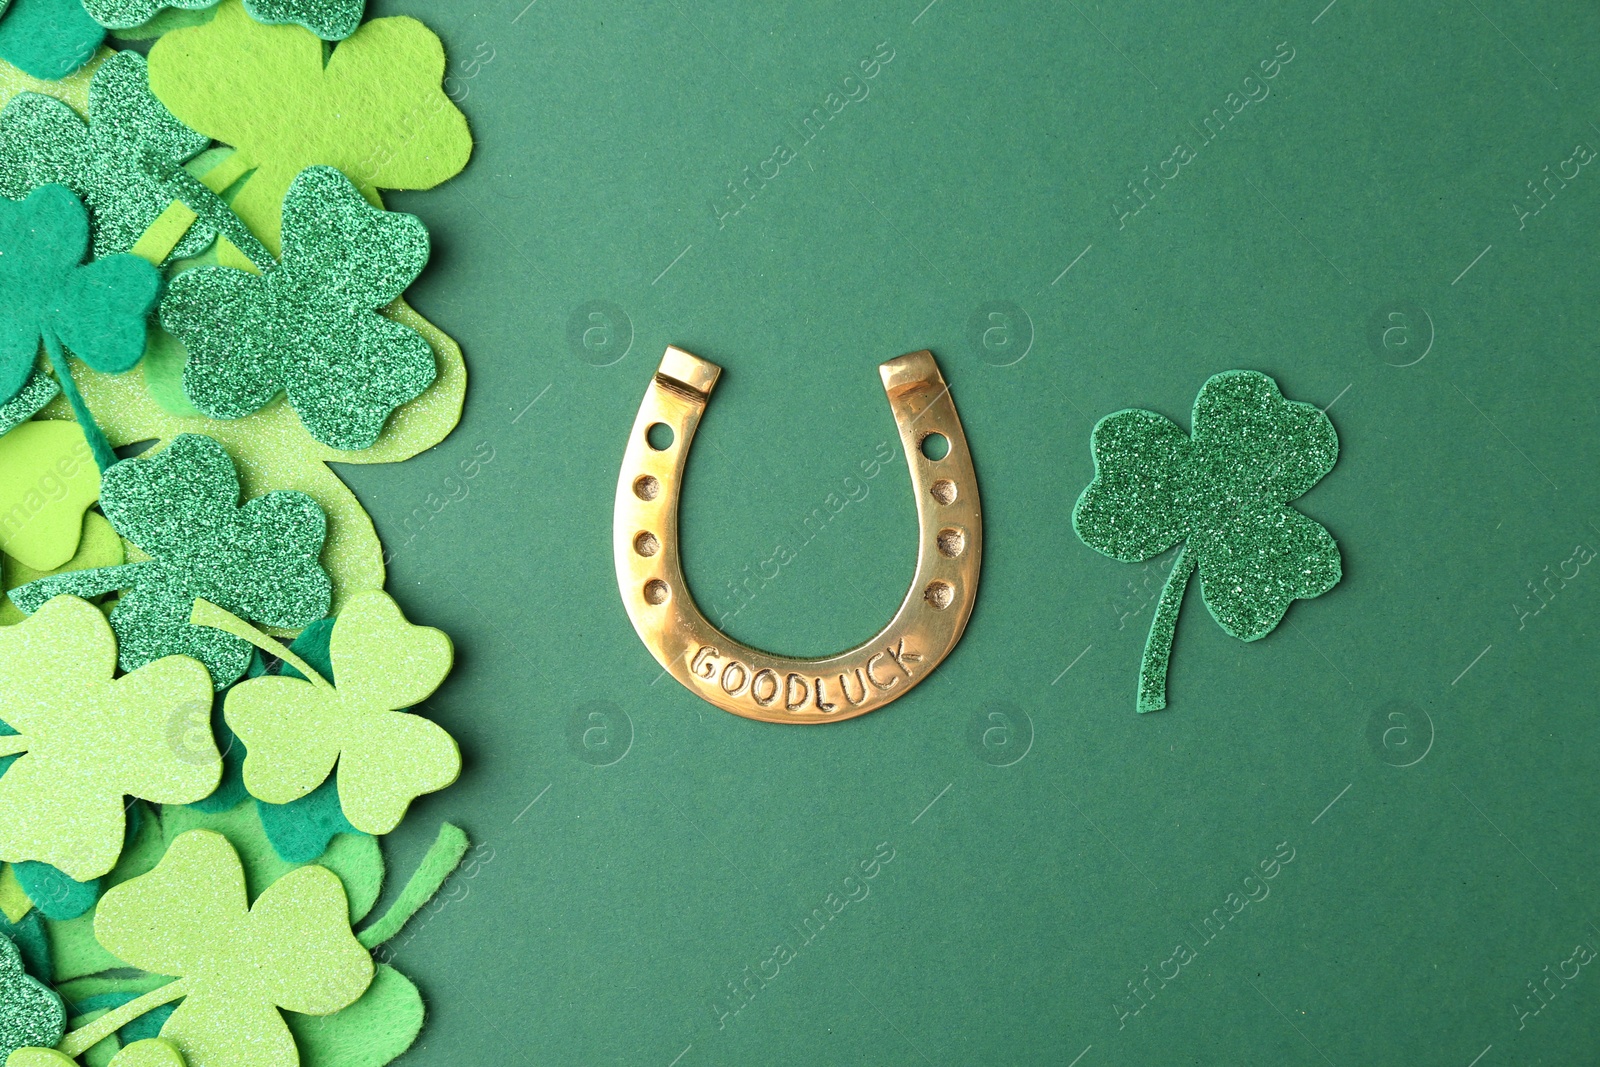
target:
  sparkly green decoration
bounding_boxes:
[0,183,160,469]
[83,0,364,40]
[0,372,59,438]
[0,933,64,1061]
[9,433,332,689]
[1074,370,1342,712]
[0,50,233,264]
[163,165,436,451]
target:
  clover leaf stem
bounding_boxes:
[41,330,117,472]
[357,822,469,950]
[190,598,333,689]
[57,976,191,1057]
[8,561,156,615]
[1138,544,1196,713]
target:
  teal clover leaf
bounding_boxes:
[0,932,64,1060]
[83,0,365,40]
[0,183,159,404]
[0,0,104,82]
[162,165,436,450]
[0,50,218,263]
[10,433,332,689]
[1073,370,1342,712]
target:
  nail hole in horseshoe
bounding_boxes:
[634,531,660,557]
[646,422,675,451]
[930,479,957,505]
[936,527,966,558]
[920,431,949,461]
[644,579,670,605]
[924,580,954,609]
[633,475,660,501]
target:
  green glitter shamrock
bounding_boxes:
[0,50,234,264]
[9,433,332,689]
[1073,370,1343,712]
[0,183,160,469]
[162,165,436,451]
[0,933,64,1062]
[0,0,105,82]
[59,829,373,1067]
[83,0,364,40]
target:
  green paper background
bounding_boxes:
[355,1,1600,1062]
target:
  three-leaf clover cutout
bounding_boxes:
[0,596,218,881]
[11,433,332,689]
[193,589,460,835]
[0,51,217,264]
[162,165,437,450]
[1074,370,1343,712]
[76,828,373,1067]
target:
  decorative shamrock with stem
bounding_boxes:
[162,165,437,450]
[0,51,263,268]
[1073,370,1343,712]
[147,1,470,263]
[0,596,218,880]
[57,828,374,1067]
[193,589,460,834]
[0,933,63,1062]
[0,184,160,470]
[84,0,365,40]
[11,433,332,688]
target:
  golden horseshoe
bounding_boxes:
[613,346,982,724]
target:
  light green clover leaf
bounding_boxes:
[77,828,373,1067]
[148,1,470,262]
[1073,370,1342,712]
[0,934,63,1062]
[0,596,217,881]
[10,433,332,689]
[10,1037,185,1067]
[0,51,216,263]
[195,589,458,835]
[84,0,364,41]
[162,165,436,450]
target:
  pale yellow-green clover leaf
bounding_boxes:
[0,421,100,572]
[211,589,457,834]
[93,829,373,1067]
[0,596,216,881]
[8,1038,185,1067]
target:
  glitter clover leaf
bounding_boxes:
[194,589,459,835]
[9,433,332,689]
[0,0,104,83]
[162,165,436,451]
[69,828,373,1067]
[0,51,218,263]
[147,1,470,261]
[0,596,218,881]
[1073,370,1342,712]
[83,0,363,40]
[0,932,64,1062]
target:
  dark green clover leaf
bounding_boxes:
[0,50,218,263]
[0,931,64,1060]
[163,164,436,451]
[1073,370,1342,712]
[84,0,365,40]
[0,0,104,82]
[10,433,332,688]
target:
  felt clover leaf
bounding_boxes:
[195,589,459,835]
[11,1039,186,1067]
[0,596,218,881]
[0,51,218,263]
[10,433,333,689]
[148,0,471,261]
[1073,370,1342,712]
[71,828,373,1067]
[163,165,436,450]
[0,182,160,468]
[0,420,100,572]
[84,0,363,40]
[0,934,63,1061]
[0,0,104,83]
